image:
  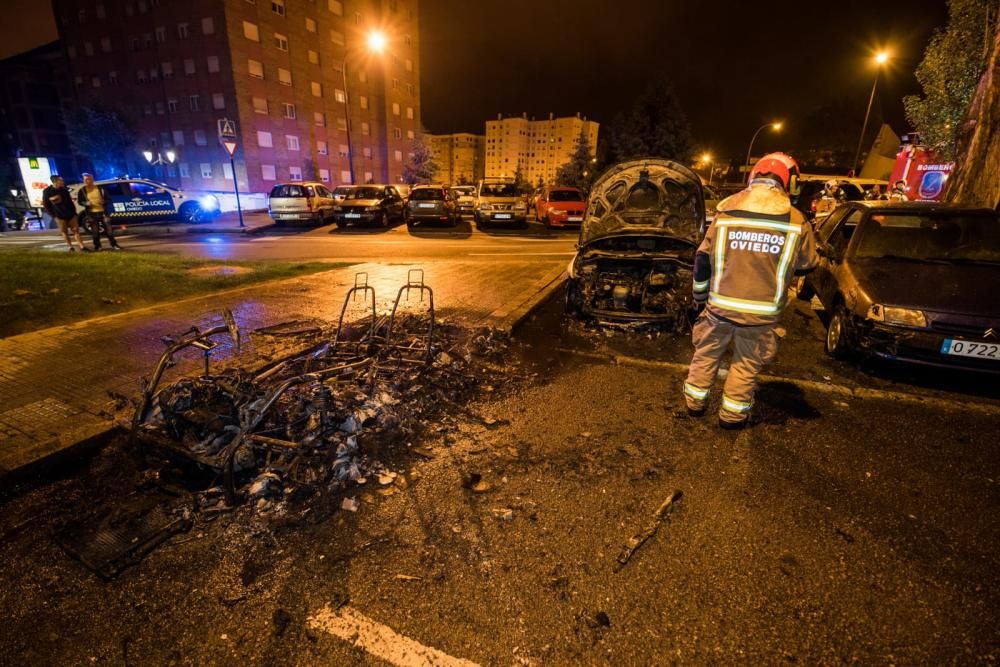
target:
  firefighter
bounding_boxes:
[683,153,819,429]
[814,179,845,217]
[888,179,909,201]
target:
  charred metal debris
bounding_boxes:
[126,270,514,510]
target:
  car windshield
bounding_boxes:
[334,187,354,195]
[549,190,583,202]
[270,184,306,198]
[346,187,382,200]
[480,183,518,197]
[410,188,445,201]
[854,212,1000,263]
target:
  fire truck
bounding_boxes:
[889,134,954,202]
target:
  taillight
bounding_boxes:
[306,197,314,211]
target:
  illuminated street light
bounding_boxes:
[165,149,176,163]
[340,31,389,185]
[144,150,176,166]
[853,50,892,175]
[700,153,715,186]
[367,30,387,54]
[745,121,783,169]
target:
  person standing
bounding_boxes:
[76,173,121,250]
[683,153,819,429]
[888,179,909,201]
[41,175,87,251]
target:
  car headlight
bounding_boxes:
[365,205,381,212]
[198,195,219,211]
[514,202,527,211]
[549,208,564,215]
[867,304,927,328]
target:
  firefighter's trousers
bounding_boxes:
[683,310,778,423]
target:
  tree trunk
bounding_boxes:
[947,21,1000,209]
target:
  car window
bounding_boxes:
[102,183,130,197]
[817,206,852,242]
[346,187,382,199]
[480,183,518,197]
[829,210,863,254]
[129,182,159,196]
[410,188,445,201]
[855,212,1000,262]
[549,190,583,202]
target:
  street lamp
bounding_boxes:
[745,121,782,169]
[143,150,176,166]
[700,153,714,186]
[341,29,388,185]
[852,50,891,175]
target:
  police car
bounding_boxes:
[68,178,221,224]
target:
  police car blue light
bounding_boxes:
[67,178,222,224]
[199,195,220,212]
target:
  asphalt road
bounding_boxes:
[1,290,998,665]
[0,212,580,264]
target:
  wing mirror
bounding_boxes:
[817,242,841,262]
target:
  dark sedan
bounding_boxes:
[799,201,1000,372]
[332,185,405,228]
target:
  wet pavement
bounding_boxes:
[1,291,998,665]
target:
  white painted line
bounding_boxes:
[308,605,480,667]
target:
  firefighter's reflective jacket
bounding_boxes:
[693,183,819,326]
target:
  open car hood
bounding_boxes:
[579,158,704,248]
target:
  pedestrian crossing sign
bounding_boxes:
[217,118,237,139]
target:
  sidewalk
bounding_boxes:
[0,261,565,478]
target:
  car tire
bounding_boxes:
[543,215,552,230]
[178,201,201,223]
[825,306,853,359]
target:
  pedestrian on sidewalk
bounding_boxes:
[42,175,87,252]
[76,173,121,251]
[683,153,819,429]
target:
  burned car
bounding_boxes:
[567,159,705,326]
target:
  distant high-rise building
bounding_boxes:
[485,112,598,185]
[427,133,483,184]
[52,0,421,194]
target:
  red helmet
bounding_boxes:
[749,152,800,191]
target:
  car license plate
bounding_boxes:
[418,203,435,208]
[941,339,1000,359]
[568,216,582,222]
[494,213,512,220]
[344,213,361,219]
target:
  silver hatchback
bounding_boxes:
[268,182,337,225]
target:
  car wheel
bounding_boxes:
[543,215,552,230]
[795,276,815,301]
[825,306,853,359]
[178,201,201,223]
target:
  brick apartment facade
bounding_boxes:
[427,132,484,185]
[53,0,421,195]
[485,112,598,186]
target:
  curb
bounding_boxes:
[486,265,567,334]
[0,420,119,490]
[185,222,276,236]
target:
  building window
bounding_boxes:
[157,102,166,114]
[311,81,322,97]
[289,166,302,180]
[286,135,300,151]
[334,89,346,103]
[177,23,189,39]
[363,171,373,183]
[406,83,414,96]
[257,131,273,147]
[149,67,159,81]
[305,17,316,32]
[136,69,146,84]
[317,141,328,155]
[189,94,200,111]
[358,70,367,83]
[128,37,138,52]
[330,30,344,45]
[167,98,178,113]
[202,17,214,35]
[329,0,343,15]
[336,117,348,131]
[340,170,352,184]
[362,147,372,159]
[243,21,259,41]
[144,32,153,48]
[319,168,330,183]
[223,162,234,180]
[283,103,296,119]
[143,104,152,116]
[405,58,412,72]
[96,3,106,19]
[91,76,101,88]
[391,78,399,90]
[101,37,112,53]
[184,58,195,75]
[194,130,208,146]
[359,95,368,110]
[108,71,118,85]
[212,93,225,110]
[394,150,403,162]
[200,163,213,179]
[392,102,400,116]
[275,33,288,51]
[252,97,268,114]
[248,59,264,78]
[393,128,402,139]
[308,50,319,64]
[179,163,190,177]
[68,44,77,58]
[154,26,165,43]
[81,42,92,56]
[338,144,349,157]
[272,0,285,17]
[406,129,414,140]
[361,122,370,136]
[314,112,326,127]
[354,11,361,25]
[406,107,414,120]
[405,34,412,46]
[278,68,292,86]
[207,56,220,73]
[172,130,184,145]
[162,62,173,78]
[262,165,276,181]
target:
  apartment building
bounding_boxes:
[53,0,421,195]
[484,112,598,185]
[427,132,484,184]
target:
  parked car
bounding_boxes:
[450,185,477,215]
[332,185,355,202]
[67,177,220,224]
[566,159,705,326]
[800,201,1000,372]
[534,186,586,229]
[405,185,459,228]
[267,182,337,225]
[332,184,405,228]
[474,178,528,229]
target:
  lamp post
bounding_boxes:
[700,153,714,186]
[852,50,890,176]
[745,122,782,170]
[143,149,176,166]
[340,30,387,186]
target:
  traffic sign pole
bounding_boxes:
[222,139,244,229]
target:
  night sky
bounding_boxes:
[419,0,949,159]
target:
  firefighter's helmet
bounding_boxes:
[749,152,800,192]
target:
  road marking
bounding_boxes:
[307,605,480,667]
[554,348,1000,415]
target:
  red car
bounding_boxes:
[534,186,586,229]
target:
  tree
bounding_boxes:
[603,76,694,165]
[555,128,596,191]
[64,105,136,178]
[904,0,995,161]
[402,133,438,185]
[513,161,532,194]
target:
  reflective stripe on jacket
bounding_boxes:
[694,183,818,326]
